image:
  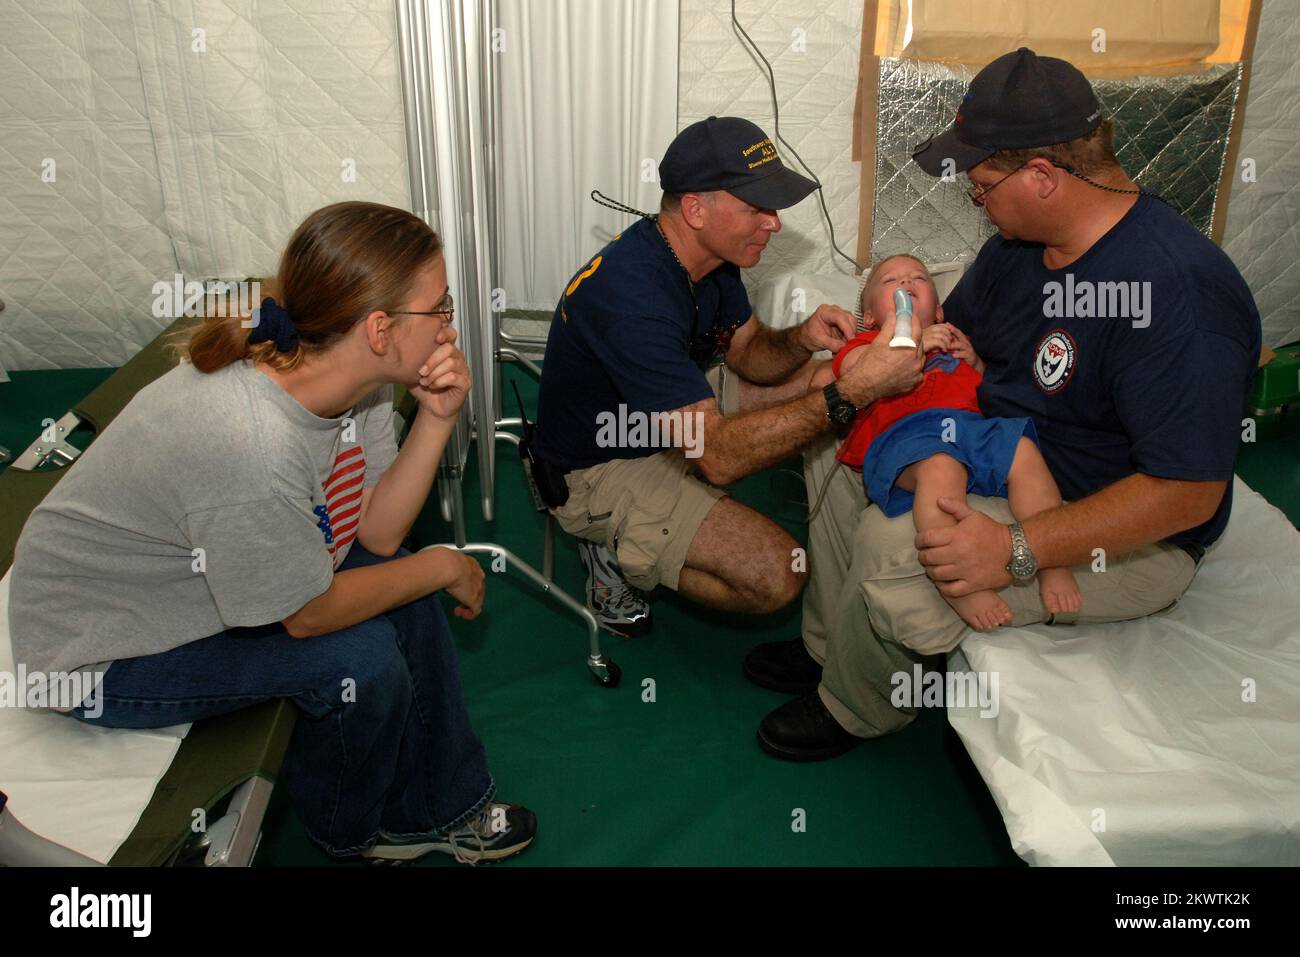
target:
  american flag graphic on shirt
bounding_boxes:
[315,444,366,567]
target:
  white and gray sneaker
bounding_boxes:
[362,801,537,865]
[577,541,653,637]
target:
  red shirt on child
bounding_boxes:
[832,329,984,468]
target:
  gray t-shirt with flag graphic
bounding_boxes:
[7,358,400,709]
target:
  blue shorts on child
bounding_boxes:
[861,408,1039,518]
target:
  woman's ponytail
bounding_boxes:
[172,202,443,374]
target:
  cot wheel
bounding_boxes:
[589,657,622,688]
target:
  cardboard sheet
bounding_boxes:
[905,0,1220,76]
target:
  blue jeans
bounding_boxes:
[71,544,494,856]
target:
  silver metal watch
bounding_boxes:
[1005,522,1037,584]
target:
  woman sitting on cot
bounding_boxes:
[9,201,534,864]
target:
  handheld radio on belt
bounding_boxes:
[514,381,570,511]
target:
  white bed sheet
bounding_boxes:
[949,478,1300,866]
[0,570,189,864]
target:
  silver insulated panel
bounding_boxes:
[871,58,1242,264]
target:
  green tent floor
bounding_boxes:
[2,363,1297,866]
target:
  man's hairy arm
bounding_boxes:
[725,317,811,384]
[680,391,830,486]
[917,473,1226,596]
[1023,474,1225,568]
[726,306,856,385]
[689,323,924,485]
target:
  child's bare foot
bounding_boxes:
[1039,567,1082,615]
[943,589,1013,631]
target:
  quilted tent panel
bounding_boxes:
[0,0,181,371]
[134,1,410,282]
[678,0,866,293]
[0,0,408,372]
[1221,0,1300,350]
[873,58,1242,265]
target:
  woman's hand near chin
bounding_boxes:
[410,324,472,420]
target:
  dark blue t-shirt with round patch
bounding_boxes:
[536,217,752,471]
[943,194,1260,550]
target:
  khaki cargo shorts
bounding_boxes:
[548,364,736,591]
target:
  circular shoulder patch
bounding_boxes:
[1033,329,1077,394]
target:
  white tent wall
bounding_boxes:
[494,0,679,313]
[1221,0,1300,350]
[679,0,866,293]
[136,2,410,282]
[1,0,181,371]
[0,0,408,372]
[2,0,1297,372]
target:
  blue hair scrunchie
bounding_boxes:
[248,297,299,352]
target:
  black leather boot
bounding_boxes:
[757,692,865,762]
[743,637,823,695]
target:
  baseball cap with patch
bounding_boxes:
[912,48,1104,176]
[659,116,819,210]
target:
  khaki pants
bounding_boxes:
[547,364,737,592]
[551,451,724,591]
[799,432,1199,737]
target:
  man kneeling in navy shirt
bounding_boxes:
[751,48,1263,761]
[535,117,923,644]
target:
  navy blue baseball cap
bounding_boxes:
[659,116,819,210]
[913,48,1103,176]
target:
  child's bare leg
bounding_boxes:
[896,453,1013,631]
[1005,436,1081,614]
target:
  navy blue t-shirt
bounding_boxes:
[944,194,1261,550]
[535,217,752,470]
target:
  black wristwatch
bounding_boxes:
[823,382,857,426]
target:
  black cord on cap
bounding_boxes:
[590,189,653,220]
